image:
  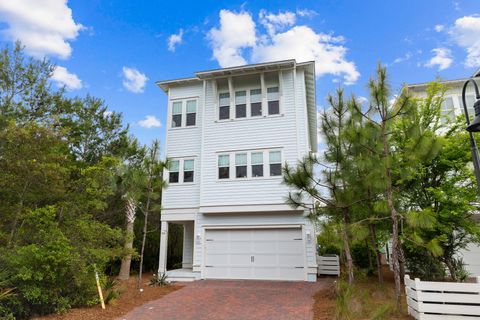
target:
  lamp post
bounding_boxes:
[462,78,480,194]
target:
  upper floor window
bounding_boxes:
[235,153,247,178]
[267,87,280,115]
[269,151,282,176]
[441,96,454,124]
[169,160,180,183]
[183,159,194,182]
[172,102,182,128]
[235,91,247,118]
[250,89,262,117]
[218,154,230,179]
[464,94,476,118]
[186,100,197,126]
[251,152,264,177]
[219,93,230,120]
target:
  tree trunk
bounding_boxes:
[342,207,354,284]
[366,239,373,270]
[369,223,383,283]
[444,258,457,281]
[137,190,151,289]
[382,121,401,305]
[118,198,136,280]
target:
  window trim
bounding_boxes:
[183,158,195,183]
[167,157,196,184]
[218,154,230,179]
[169,97,199,129]
[268,150,282,177]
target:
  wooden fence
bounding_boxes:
[317,255,340,276]
[405,275,480,319]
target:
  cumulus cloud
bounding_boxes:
[138,115,161,128]
[207,10,256,67]
[450,15,480,68]
[51,66,82,90]
[168,29,183,52]
[122,67,148,93]
[434,24,445,32]
[259,10,296,36]
[253,26,359,84]
[425,47,453,70]
[0,0,83,59]
[207,9,359,85]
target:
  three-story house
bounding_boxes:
[156,60,318,282]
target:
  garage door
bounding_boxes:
[204,228,305,280]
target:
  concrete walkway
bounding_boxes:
[118,279,331,320]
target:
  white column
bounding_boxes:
[182,222,194,269]
[260,72,266,117]
[158,221,169,274]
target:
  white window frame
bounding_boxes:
[218,154,230,179]
[167,157,196,184]
[183,158,195,183]
[169,97,199,129]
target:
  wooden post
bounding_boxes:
[95,269,106,310]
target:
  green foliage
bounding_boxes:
[149,273,169,287]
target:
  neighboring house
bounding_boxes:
[405,69,480,277]
[156,60,318,282]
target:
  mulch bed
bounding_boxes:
[34,273,181,320]
[312,279,337,319]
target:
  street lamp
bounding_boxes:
[462,78,480,193]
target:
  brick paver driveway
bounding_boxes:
[118,279,331,320]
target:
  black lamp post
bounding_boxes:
[462,78,480,194]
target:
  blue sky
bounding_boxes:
[0,0,479,148]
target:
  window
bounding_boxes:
[219,93,230,120]
[251,152,263,177]
[464,95,476,119]
[250,89,262,117]
[235,91,247,118]
[218,155,230,179]
[169,160,179,183]
[172,102,182,127]
[186,100,196,126]
[441,97,454,124]
[269,151,282,176]
[235,153,247,178]
[267,87,280,115]
[183,159,194,182]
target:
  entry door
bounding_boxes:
[204,228,305,280]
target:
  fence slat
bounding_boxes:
[317,255,340,276]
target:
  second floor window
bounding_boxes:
[269,151,282,176]
[219,93,230,120]
[172,102,182,127]
[235,153,247,178]
[183,159,194,182]
[186,100,196,126]
[235,91,247,118]
[169,160,180,183]
[218,154,230,179]
[441,97,454,124]
[250,89,262,117]
[267,87,280,115]
[251,152,263,177]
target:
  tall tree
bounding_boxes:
[137,140,167,288]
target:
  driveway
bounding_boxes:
[118,279,331,320]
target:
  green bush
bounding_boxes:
[0,207,119,318]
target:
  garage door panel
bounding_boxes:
[204,228,305,281]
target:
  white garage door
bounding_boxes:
[204,228,305,281]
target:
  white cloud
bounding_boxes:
[296,9,317,18]
[208,9,359,85]
[357,96,368,105]
[51,66,82,90]
[253,26,359,84]
[208,10,256,67]
[167,29,183,52]
[259,10,296,36]
[392,52,412,64]
[0,0,83,59]
[450,15,480,68]
[138,115,161,128]
[425,47,453,70]
[122,67,148,93]
[434,24,445,32]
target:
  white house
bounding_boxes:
[156,60,319,282]
[406,70,480,277]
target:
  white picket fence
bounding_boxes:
[405,275,480,319]
[317,255,340,276]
